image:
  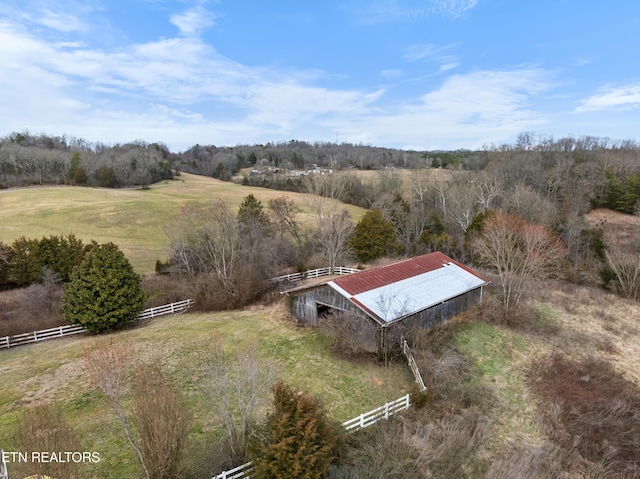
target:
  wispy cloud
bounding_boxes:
[356,0,478,24]
[170,5,217,36]
[337,68,552,149]
[577,84,640,112]
[403,43,460,76]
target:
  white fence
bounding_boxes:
[0,299,194,350]
[342,394,411,432]
[268,266,359,284]
[212,394,411,479]
[402,338,427,391]
[212,461,254,479]
[137,299,193,321]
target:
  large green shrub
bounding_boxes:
[61,242,145,333]
[349,208,401,263]
[249,381,339,479]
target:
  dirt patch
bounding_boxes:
[530,353,640,473]
[585,208,640,253]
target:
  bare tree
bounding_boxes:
[132,363,192,479]
[14,403,84,479]
[269,195,305,249]
[504,183,558,226]
[604,248,640,300]
[317,209,354,272]
[303,174,347,219]
[446,180,479,234]
[166,201,241,293]
[473,171,503,211]
[473,213,566,311]
[303,174,354,270]
[37,266,62,312]
[84,340,150,479]
[189,337,279,463]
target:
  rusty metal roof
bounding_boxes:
[327,252,488,324]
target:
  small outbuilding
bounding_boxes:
[284,252,489,354]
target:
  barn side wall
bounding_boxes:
[289,285,484,355]
[289,286,364,327]
[392,287,483,333]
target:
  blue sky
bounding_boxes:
[1,0,639,152]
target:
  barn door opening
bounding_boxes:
[316,303,334,319]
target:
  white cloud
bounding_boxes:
[356,0,478,24]
[334,68,552,150]
[169,6,217,36]
[37,8,88,32]
[430,0,478,18]
[577,84,640,112]
[380,69,405,79]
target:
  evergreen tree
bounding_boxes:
[61,242,145,333]
[349,209,401,263]
[238,193,271,228]
[249,381,338,479]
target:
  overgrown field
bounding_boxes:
[393,279,640,478]
[0,173,366,272]
[0,303,413,479]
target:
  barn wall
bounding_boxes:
[396,287,483,332]
[289,286,363,327]
[290,285,484,354]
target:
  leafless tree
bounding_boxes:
[166,201,241,293]
[473,172,503,211]
[269,195,305,249]
[36,266,62,312]
[14,403,84,479]
[189,337,279,463]
[446,180,479,234]
[84,340,150,479]
[473,213,566,311]
[604,248,640,300]
[316,209,354,272]
[303,174,347,219]
[132,363,192,479]
[504,183,558,226]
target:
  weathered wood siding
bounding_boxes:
[289,285,483,355]
[290,285,364,327]
[395,287,483,331]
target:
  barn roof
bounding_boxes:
[286,252,488,325]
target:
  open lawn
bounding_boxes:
[0,173,366,273]
[0,302,413,479]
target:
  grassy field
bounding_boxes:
[0,302,413,479]
[0,173,367,273]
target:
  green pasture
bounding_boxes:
[0,306,413,478]
[0,173,366,273]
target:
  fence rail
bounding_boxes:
[268,266,359,284]
[0,299,194,350]
[137,299,193,320]
[402,338,427,391]
[212,461,254,479]
[342,394,411,432]
[211,394,411,479]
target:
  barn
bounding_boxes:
[284,252,489,354]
